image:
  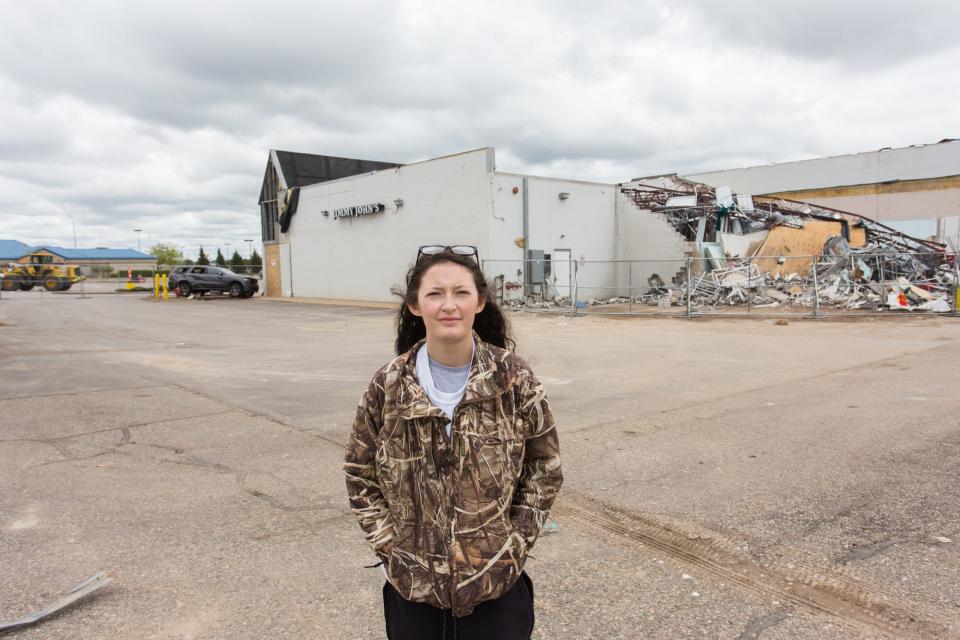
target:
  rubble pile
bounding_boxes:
[501,176,956,314]
[503,296,572,310]
[617,176,958,313]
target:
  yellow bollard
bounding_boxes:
[154,274,159,298]
[162,274,168,301]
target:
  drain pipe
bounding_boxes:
[522,176,529,296]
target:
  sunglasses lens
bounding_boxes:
[416,245,478,264]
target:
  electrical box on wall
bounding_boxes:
[527,249,545,284]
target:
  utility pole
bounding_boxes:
[134,229,143,252]
[244,239,253,259]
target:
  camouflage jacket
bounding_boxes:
[344,337,562,617]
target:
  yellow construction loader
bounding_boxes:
[1,253,86,292]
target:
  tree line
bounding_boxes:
[149,243,263,271]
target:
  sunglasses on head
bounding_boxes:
[416,245,479,264]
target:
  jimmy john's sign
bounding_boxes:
[332,203,384,220]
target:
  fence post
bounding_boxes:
[954,251,959,316]
[875,255,883,308]
[747,256,753,314]
[686,257,692,319]
[571,261,578,316]
[811,257,821,319]
[628,261,633,315]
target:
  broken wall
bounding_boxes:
[615,190,691,293]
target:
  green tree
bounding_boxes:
[229,250,245,270]
[197,246,210,265]
[148,242,183,267]
[249,249,262,270]
[215,248,226,266]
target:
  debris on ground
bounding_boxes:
[500,176,957,314]
[0,571,114,633]
[619,177,958,313]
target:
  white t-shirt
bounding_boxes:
[415,343,473,437]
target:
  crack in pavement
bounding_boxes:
[27,427,132,468]
[80,438,347,516]
[165,382,347,449]
[0,345,200,358]
[0,384,159,402]
[130,449,345,514]
[0,410,235,447]
[235,470,343,513]
[5,390,345,517]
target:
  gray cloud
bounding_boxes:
[1,0,958,258]
[682,0,960,67]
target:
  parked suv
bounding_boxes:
[169,265,259,298]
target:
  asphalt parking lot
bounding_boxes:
[1,291,958,639]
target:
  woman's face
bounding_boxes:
[408,262,485,345]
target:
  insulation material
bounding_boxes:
[753,220,845,277]
[718,230,769,258]
[849,225,868,247]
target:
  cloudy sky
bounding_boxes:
[1,0,958,260]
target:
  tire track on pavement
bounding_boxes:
[553,492,949,639]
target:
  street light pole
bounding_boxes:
[244,239,253,259]
[134,229,143,252]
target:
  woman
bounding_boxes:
[344,245,563,639]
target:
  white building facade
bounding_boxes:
[261,147,687,303]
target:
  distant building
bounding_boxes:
[0,239,34,262]
[0,240,156,273]
[686,139,960,246]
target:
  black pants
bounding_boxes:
[383,572,535,640]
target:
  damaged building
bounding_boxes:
[619,175,957,312]
[687,139,960,246]
[259,143,958,313]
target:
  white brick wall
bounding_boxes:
[615,191,690,291]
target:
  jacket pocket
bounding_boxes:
[455,526,529,606]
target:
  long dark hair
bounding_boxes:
[395,252,514,355]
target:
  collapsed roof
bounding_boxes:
[616,176,956,312]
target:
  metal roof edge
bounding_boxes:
[689,139,960,178]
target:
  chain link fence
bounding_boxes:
[483,251,959,318]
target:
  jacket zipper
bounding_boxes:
[446,405,465,615]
